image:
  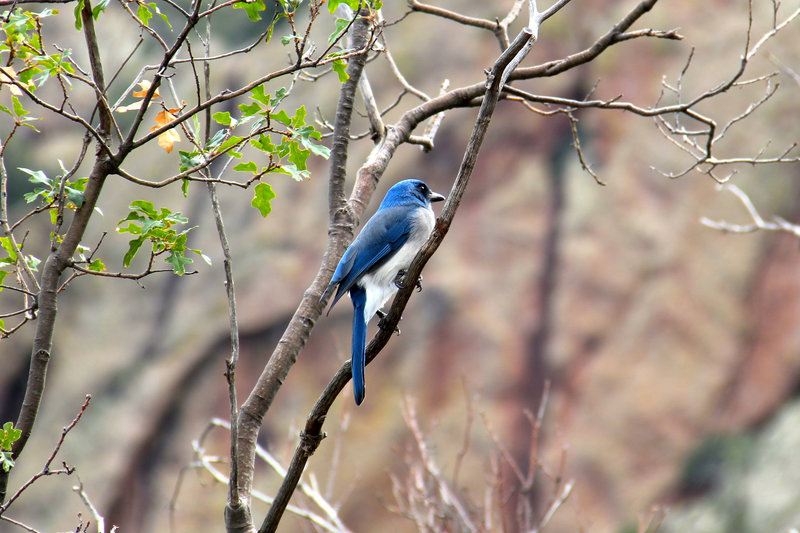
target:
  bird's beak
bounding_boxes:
[429,191,446,203]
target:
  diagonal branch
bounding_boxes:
[232,10,375,533]
[258,21,543,533]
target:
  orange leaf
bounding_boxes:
[157,129,181,153]
[132,80,159,99]
[153,109,176,127]
[150,110,181,153]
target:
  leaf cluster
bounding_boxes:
[117,200,209,275]
[0,422,21,472]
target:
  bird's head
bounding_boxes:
[379,179,446,209]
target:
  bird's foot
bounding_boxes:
[377,310,402,336]
[395,270,423,292]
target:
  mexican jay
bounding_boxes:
[321,179,445,405]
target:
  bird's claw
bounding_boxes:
[394,270,423,292]
[377,310,402,336]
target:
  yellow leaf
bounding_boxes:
[115,101,144,113]
[153,109,176,127]
[0,66,23,96]
[150,110,181,153]
[157,129,181,153]
[132,80,159,99]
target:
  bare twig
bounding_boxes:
[0,396,90,514]
[401,397,477,532]
[72,475,105,533]
[451,377,475,488]
[701,183,800,238]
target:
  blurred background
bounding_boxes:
[2,0,800,532]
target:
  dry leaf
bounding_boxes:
[132,80,159,99]
[150,110,180,153]
[0,66,23,96]
[116,80,160,113]
[116,101,144,113]
[157,129,181,153]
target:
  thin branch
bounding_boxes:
[0,515,41,532]
[402,397,477,532]
[451,378,475,489]
[67,261,185,280]
[0,396,90,514]
[206,113,244,529]
[251,10,376,531]
[408,1,498,33]
[701,183,800,238]
[72,475,105,533]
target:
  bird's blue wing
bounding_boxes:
[324,206,412,311]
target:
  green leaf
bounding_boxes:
[205,128,227,151]
[327,0,361,14]
[212,111,232,126]
[137,2,152,25]
[73,0,85,29]
[19,167,50,185]
[129,200,158,218]
[270,87,288,107]
[181,178,189,197]
[291,105,307,128]
[270,109,292,126]
[301,136,331,158]
[251,85,270,106]
[1,421,22,450]
[165,250,193,275]
[179,150,204,172]
[0,237,17,262]
[91,0,111,18]
[0,270,7,288]
[288,141,309,170]
[193,249,212,266]
[233,161,258,173]
[238,101,261,117]
[122,236,145,268]
[25,255,40,271]
[218,135,244,154]
[150,2,172,28]
[251,182,276,217]
[274,164,309,182]
[64,186,85,207]
[0,451,13,472]
[88,259,105,272]
[332,58,349,82]
[328,17,350,45]
[250,134,276,153]
[11,96,28,117]
[233,0,266,22]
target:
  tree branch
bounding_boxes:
[232,10,375,533]
[259,22,538,533]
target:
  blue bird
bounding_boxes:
[321,179,445,405]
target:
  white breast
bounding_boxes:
[359,207,435,322]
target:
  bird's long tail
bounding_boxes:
[350,286,367,405]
